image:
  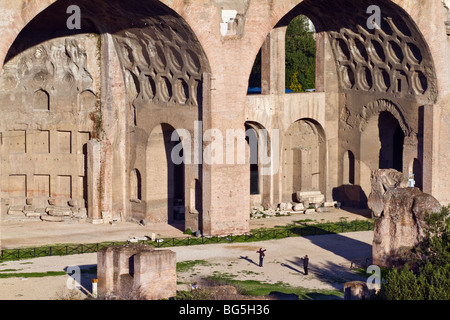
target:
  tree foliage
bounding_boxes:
[288,72,303,93]
[285,15,316,91]
[248,15,316,91]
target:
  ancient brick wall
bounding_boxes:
[0,0,448,250]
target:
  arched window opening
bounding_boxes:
[343,150,355,185]
[245,124,260,195]
[285,15,316,93]
[131,169,142,201]
[247,15,316,95]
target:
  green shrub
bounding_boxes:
[377,206,450,300]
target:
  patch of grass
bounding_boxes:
[239,270,260,276]
[176,260,210,273]
[352,266,390,281]
[0,269,21,272]
[0,271,67,279]
[175,289,212,300]
[206,273,343,300]
[294,219,314,223]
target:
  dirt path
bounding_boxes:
[0,231,373,300]
[1,206,371,249]
[0,207,373,300]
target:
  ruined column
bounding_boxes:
[261,26,286,95]
[422,104,434,195]
[100,32,128,222]
[87,139,103,223]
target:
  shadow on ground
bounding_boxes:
[289,229,372,261]
[239,256,259,267]
[282,258,368,290]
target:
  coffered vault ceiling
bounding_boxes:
[4,0,210,109]
[280,0,437,102]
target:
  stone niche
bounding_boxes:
[97,244,176,300]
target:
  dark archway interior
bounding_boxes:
[378,111,404,172]
[245,123,260,195]
[162,125,185,224]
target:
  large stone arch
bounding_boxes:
[257,0,441,209]
[0,1,448,247]
[0,0,211,230]
[267,0,438,99]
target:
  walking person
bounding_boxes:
[256,248,266,267]
[302,255,309,275]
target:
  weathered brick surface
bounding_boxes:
[97,244,176,300]
[0,0,448,252]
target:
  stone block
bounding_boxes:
[25,211,41,217]
[102,211,112,223]
[23,205,35,212]
[368,169,442,268]
[304,209,316,214]
[35,208,46,214]
[78,208,87,216]
[97,244,176,300]
[7,208,24,215]
[47,208,71,216]
[134,249,177,300]
[41,215,64,222]
[323,201,337,207]
[296,191,325,205]
[278,202,292,211]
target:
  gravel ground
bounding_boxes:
[0,208,373,300]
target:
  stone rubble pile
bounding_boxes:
[5,199,87,222]
[250,198,340,219]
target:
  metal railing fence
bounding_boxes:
[0,219,374,262]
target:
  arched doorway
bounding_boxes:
[146,124,185,226]
[360,111,406,198]
[247,14,316,95]
[378,111,405,172]
[343,150,355,185]
[245,123,261,195]
[282,119,326,203]
[245,121,274,208]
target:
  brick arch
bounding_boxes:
[359,99,411,136]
